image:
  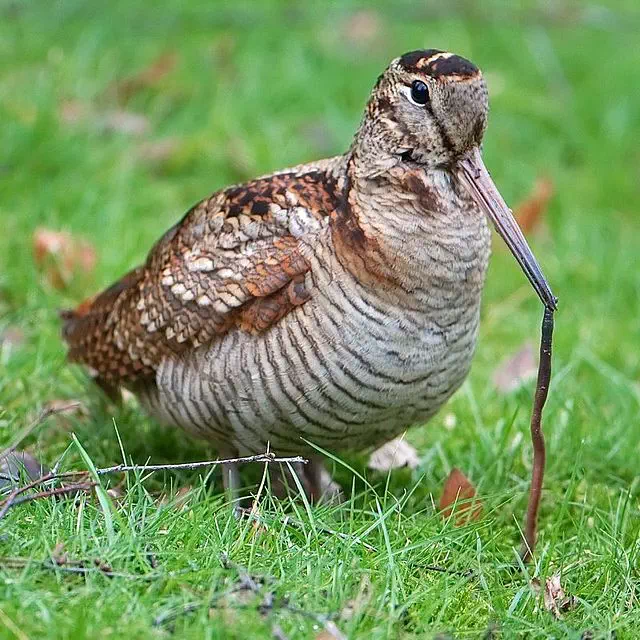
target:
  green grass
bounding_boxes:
[1,0,639,637]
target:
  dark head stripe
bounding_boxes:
[399,49,479,79]
[398,49,444,71]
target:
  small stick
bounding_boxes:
[0,483,95,521]
[1,556,190,580]
[237,508,378,552]
[520,306,555,562]
[0,472,58,522]
[421,564,475,579]
[78,452,307,476]
[0,452,307,522]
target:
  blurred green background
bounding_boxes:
[1,1,639,638]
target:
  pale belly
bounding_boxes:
[138,263,484,456]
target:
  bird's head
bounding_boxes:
[352,49,557,310]
[364,49,489,167]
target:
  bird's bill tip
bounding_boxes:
[459,147,557,311]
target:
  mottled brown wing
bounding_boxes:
[62,170,339,385]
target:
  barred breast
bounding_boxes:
[138,171,491,456]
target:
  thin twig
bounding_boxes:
[221,555,346,639]
[0,483,95,521]
[0,401,81,465]
[154,554,345,636]
[238,508,377,552]
[421,564,475,578]
[520,306,555,563]
[0,556,191,581]
[63,452,307,477]
[0,472,58,521]
[0,452,308,523]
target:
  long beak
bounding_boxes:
[459,147,557,310]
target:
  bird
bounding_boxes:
[61,49,556,501]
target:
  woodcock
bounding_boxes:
[62,50,556,500]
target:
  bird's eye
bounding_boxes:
[410,80,429,105]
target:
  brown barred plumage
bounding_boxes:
[62,50,554,500]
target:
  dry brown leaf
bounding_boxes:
[341,10,382,48]
[59,99,89,125]
[42,399,86,417]
[492,342,537,394]
[439,468,483,525]
[106,485,125,501]
[315,622,347,640]
[101,110,150,136]
[172,485,194,510]
[0,326,25,351]
[514,177,554,235]
[93,558,114,575]
[33,228,96,289]
[532,574,577,618]
[59,101,150,136]
[0,451,50,493]
[158,485,194,511]
[136,138,180,164]
[367,438,419,472]
[52,542,68,566]
[37,399,87,433]
[113,52,177,101]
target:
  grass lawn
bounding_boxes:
[1,1,639,637]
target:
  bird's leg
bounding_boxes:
[269,462,307,499]
[305,457,343,504]
[219,447,241,510]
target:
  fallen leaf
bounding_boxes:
[0,451,50,493]
[514,177,554,235]
[52,542,68,566]
[58,99,89,125]
[34,399,87,434]
[112,52,177,101]
[93,558,114,576]
[158,485,194,510]
[341,9,382,48]
[106,485,124,501]
[315,622,347,640]
[33,228,96,289]
[492,342,537,394]
[0,326,25,352]
[101,110,150,136]
[532,574,577,619]
[439,468,482,525]
[59,101,150,136]
[368,437,419,471]
[42,399,86,417]
[136,138,180,164]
